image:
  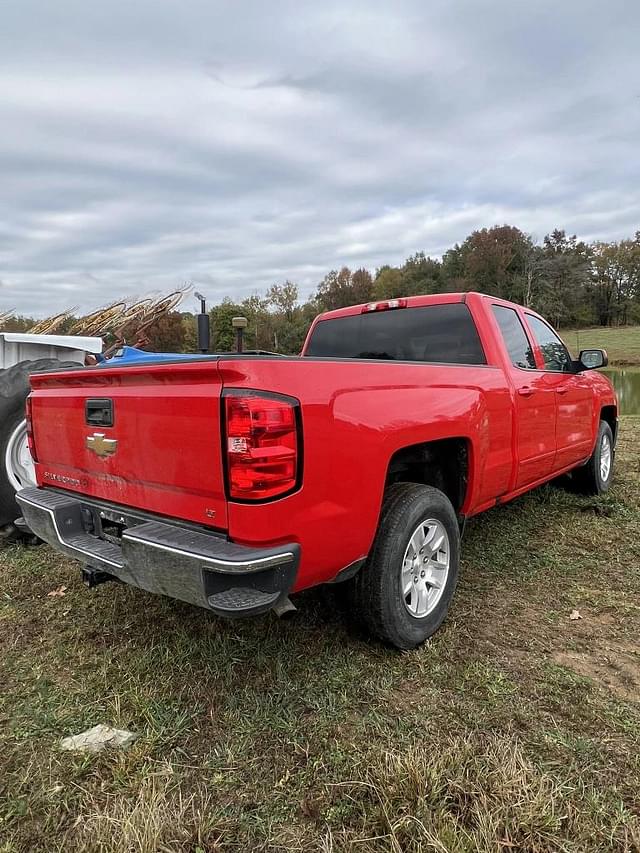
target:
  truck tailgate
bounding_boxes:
[29,361,228,529]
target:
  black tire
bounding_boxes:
[0,358,80,528]
[572,420,615,496]
[350,483,460,649]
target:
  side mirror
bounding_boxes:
[579,349,607,370]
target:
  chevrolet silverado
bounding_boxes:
[17,292,617,648]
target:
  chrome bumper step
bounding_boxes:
[16,487,299,617]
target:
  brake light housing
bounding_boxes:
[223,391,301,501]
[362,298,407,313]
[25,394,38,463]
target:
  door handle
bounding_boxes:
[517,386,534,397]
[556,386,570,395]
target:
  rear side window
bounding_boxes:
[492,305,536,370]
[525,314,573,373]
[304,303,486,364]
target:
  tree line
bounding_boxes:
[4,225,639,355]
[205,224,640,354]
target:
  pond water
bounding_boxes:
[602,368,640,415]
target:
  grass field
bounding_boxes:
[562,326,640,366]
[1,420,640,852]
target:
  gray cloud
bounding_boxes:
[0,0,639,316]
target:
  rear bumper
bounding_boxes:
[16,487,300,617]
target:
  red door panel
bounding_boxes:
[522,313,596,473]
[511,371,556,488]
[552,374,595,468]
[489,303,556,490]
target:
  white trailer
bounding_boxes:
[0,333,102,536]
[0,332,102,370]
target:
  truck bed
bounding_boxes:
[29,354,513,590]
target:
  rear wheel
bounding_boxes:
[350,483,460,649]
[4,417,36,493]
[572,420,614,495]
[0,359,79,530]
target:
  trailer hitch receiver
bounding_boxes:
[82,566,118,588]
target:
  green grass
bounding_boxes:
[562,326,640,365]
[1,420,640,851]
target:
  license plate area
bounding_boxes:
[80,504,133,545]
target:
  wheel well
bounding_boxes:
[385,438,469,514]
[600,405,618,443]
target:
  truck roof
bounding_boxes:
[314,291,537,323]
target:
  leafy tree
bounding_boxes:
[181,312,198,352]
[316,267,373,311]
[442,225,533,302]
[241,293,270,350]
[351,268,375,303]
[401,252,442,295]
[591,235,640,326]
[210,299,250,351]
[534,231,592,328]
[441,242,467,290]
[143,312,186,352]
[374,255,442,299]
[267,281,298,321]
[374,265,405,299]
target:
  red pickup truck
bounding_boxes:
[17,292,617,648]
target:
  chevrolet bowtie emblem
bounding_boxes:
[86,433,118,458]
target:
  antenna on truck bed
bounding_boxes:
[232,316,248,353]
[194,292,210,353]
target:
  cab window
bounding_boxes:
[525,315,573,373]
[305,303,486,364]
[491,305,536,370]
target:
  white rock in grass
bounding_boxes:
[60,724,138,753]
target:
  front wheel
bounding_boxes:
[350,483,460,649]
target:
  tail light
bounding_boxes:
[224,391,301,501]
[25,395,38,463]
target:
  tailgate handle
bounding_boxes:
[86,398,114,427]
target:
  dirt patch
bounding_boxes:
[557,609,620,637]
[473,598,640,703]
[553,644,640,703]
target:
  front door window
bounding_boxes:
[525,315,573,373]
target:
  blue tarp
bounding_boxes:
[98,346,218,366]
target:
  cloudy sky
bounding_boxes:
[1,0,639,317]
